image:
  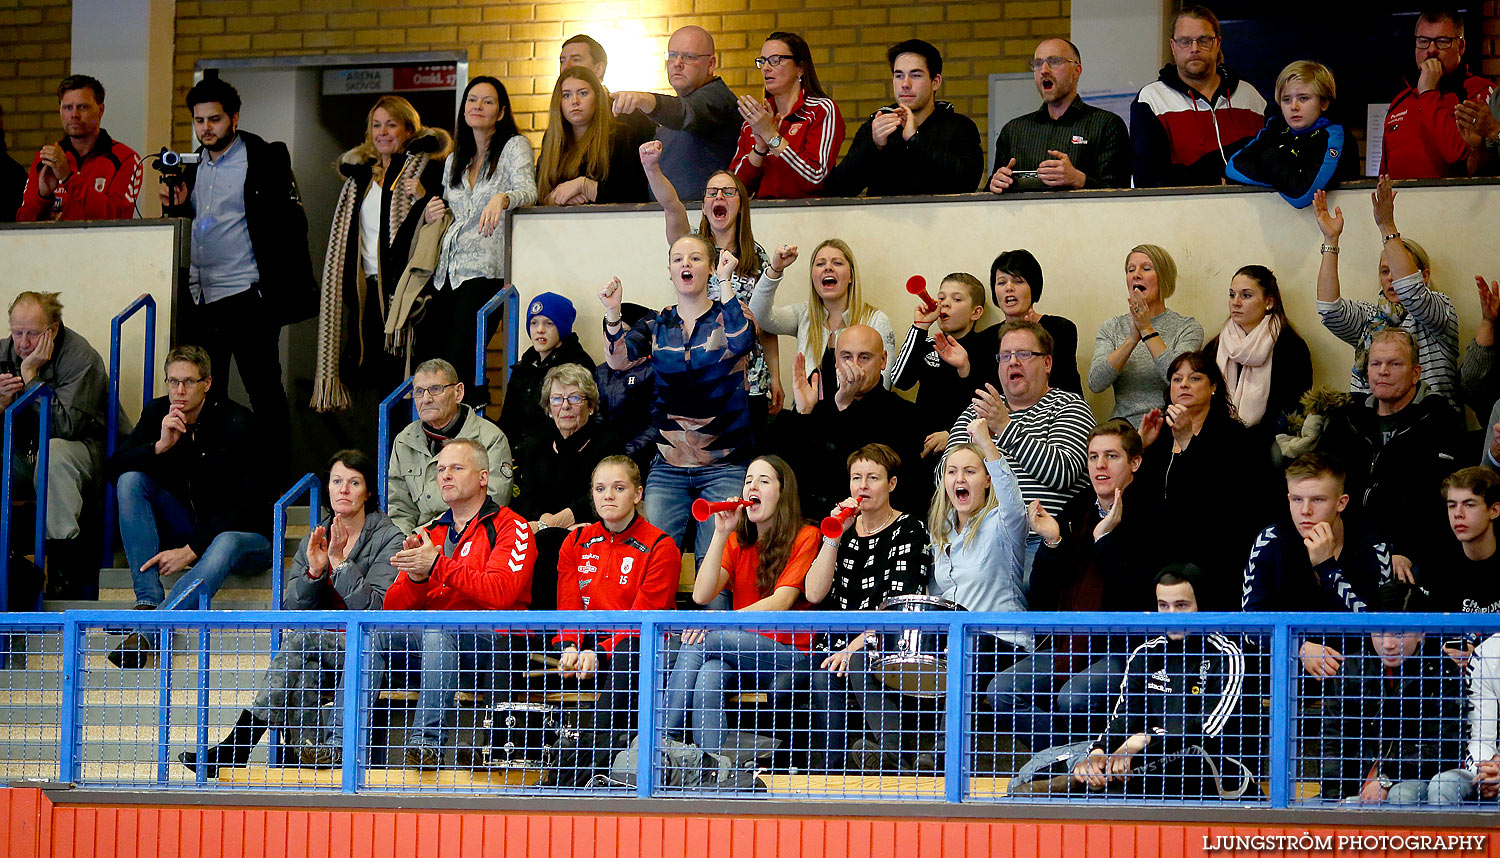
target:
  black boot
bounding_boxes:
[180,710,269,778]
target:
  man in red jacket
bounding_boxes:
[17,75,141,222]
[1381,10,1493,179]
[383,438,537,769]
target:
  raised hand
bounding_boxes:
[1027,500,1061,546]
[1371,174,1397,234]
[638,139,662,170]
[921,430,949,458]
[932,330,970,376]
[1477,275,1499,322]
[613,90,657,117]
[716,249,738,285]
[1139,408,1165,449]
[770,243,798,276]
[305,526,330,578]
[598,276,623,320]
[393,529,439,581]
[737,95,781,144]
[1094,488,1126,540]
[970,383,1010,433]
[791,352,819,415]
[713,499,744,534]
[328,515,352,567]
[1312,190,1343,242]
[913,298,939,328]
[1165,402,1194,448]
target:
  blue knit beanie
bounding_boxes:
[527,292,576,339]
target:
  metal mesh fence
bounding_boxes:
[0,626,63,783]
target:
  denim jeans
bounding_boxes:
[644,460,748,560]
[393,630,528,748]
[1429,768,1486,805]
[663,629,809,756]
[988,654,1124,754]
[118,471,271,608]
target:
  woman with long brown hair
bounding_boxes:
[662,455,820,758]
[536,66,648,205]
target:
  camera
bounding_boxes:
[148,146,200,186]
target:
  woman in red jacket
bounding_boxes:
[554,455,682,781]
[730,31,844,199]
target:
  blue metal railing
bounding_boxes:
[6,609,1500,808]
[271,473,323,610]
[103,294,157,563]
[0,384,52,613]
[375,377,414,512]
[475,285,519,395]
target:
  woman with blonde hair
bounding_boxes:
[311,95,452,412]
[536,66,648,205]
[750,237,896,399]
[1088,243,1204,426]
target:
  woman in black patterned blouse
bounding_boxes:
[804,442,933,772]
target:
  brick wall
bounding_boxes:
[1483,1,1500,77]
[0,0,72,157]
[168,0,1073,153]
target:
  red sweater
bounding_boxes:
[554,514,682,654]
[17,130,142,222]
[730,91,844,199]
[1381,69,1493,179]
[382,499,535,614]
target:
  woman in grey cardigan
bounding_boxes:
[179,449,404,777]
[1089,244,1204,427]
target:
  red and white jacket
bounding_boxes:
[382,498,536,614]
[554,514,681,654]
[17,130,142,222]
[1381,67,1493,179]
[731,91,844,199]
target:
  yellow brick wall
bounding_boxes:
[167,0,1073,153]
[0,0,73,157]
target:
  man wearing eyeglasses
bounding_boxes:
[610,26,740,200]
[826,39,983,197]
[1381,9,1492,179]
[105,346,271,664]
[989,38,1128,194]
[943,319,1092,591]
[386,358,514,535]
[1130,5,1266,188]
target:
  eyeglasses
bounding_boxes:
[549,394,587,407]
[996,350,1046,364]
[412,382,457,399]
[1171,35,1220,49]
[1028,56,1079,71]
[754,55,795,69]
[1414,36,1457,50]
[665,50,710,63]
[164,376,205,389]
[704,187,739,199]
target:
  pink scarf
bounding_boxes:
[1216,316,1279,426]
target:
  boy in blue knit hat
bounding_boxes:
[499,291,596,441]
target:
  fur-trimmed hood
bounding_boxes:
[338,127,453,177]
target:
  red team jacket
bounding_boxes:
[554,515,681,654]
[382,498,536,613]
[730,91,844,199]
[17,131,142,222]
[1381,68,1493,179]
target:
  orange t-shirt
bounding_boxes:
[723,525,820,651]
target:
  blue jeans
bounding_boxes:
[663,629,809,756]
[118,471,271,608]
[644,460,748,560]
[988,654,1123,754]
[393,631,528,748]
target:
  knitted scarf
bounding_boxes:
[310,152,430,412]
[1215,315,1279,427]
[1351,296,1407,393]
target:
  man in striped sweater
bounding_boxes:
[946,318,1091,592]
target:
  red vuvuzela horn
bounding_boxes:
[692,497,753,522]
[906,274,936,311]
[820,501,863,539]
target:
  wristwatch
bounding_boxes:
[766,135,784,150]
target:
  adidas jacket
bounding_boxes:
[1093,633,1247,766]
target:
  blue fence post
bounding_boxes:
[635,616,657,798]
[195,623,211,786]
[341,617,364,794]
[104,294,156,565]
[0,384,53,623]
[156,624,174,785]
[58,616,79,783]
[376,378,414,511]
[1269,619,1292,808]
[943,618,968,803]
[271,473,323,610]
[474,287,512,396]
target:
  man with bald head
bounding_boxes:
[775,324,924,514]
[612,25,740,199]
[990,37,1129,193]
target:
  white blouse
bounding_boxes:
[434,134,538,288]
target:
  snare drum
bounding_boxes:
[873,594,965,698]
[483,702,561,768]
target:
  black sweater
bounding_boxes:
[499,333,598,443]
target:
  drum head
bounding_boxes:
[878,594,965,612]
[875,654,947,698]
